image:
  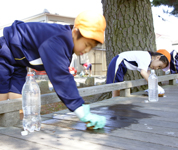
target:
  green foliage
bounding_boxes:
[152,0,178,15]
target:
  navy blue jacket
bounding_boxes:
[3,20,84,111]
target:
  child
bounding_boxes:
[106,49,171,97]
[0,10,106,129]
[169,50,178,74]
[82,62,92,76]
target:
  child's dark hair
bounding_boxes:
[149,51,169,67]
[69,24,101,45]
[69,25,74,30]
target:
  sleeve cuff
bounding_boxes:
[74,106,85,119]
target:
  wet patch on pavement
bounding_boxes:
[42,104,156,134]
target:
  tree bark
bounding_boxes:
[94,0,160,101]
[102,0,156,62]
[102,0,159,93]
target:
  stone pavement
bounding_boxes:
[0,84,178,150]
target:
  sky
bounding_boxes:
[152,5,178,42]
[0,0,102,26]
[0,0,178,41]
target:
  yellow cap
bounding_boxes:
[74,10,106,43]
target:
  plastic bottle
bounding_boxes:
[148,70,158,102]
[22,71,41,133]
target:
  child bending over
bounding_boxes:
[0,11,106,129]
[106,49,171,97]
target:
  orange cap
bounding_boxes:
[157,49,171,71]
[157,49,171,63]
[74,10,106,44]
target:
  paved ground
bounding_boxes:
[0,84,178,150]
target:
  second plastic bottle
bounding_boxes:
[148,70,158,102]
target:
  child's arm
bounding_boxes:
[39,35,84,112]
[140,69,149,82]
[39,35,106,129]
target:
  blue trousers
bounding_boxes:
[0,37,27,94]
[106,55,127,84]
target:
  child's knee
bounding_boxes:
[0,94,8,101]
[8,92,22,99]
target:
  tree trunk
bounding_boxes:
[102,0,159,93]
[95,0,159,101]
[102,0,156,62]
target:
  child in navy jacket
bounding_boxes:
[0,11,106,129]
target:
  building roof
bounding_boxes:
[0,11,75,30]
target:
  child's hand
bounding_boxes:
[80,104,106,129]
[158,85,165,94]
[81,113,106,129]
[145,85,165,96]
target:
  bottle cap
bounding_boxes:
[21,130,28,136]
[151,70,155,73]
[27,72,34,76]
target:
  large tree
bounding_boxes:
[102,0,157,93]
[95,0,177,101]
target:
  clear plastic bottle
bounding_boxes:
[22,71,41,133]
[148,70,158,102]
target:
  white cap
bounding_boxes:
[151,70,155,73]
